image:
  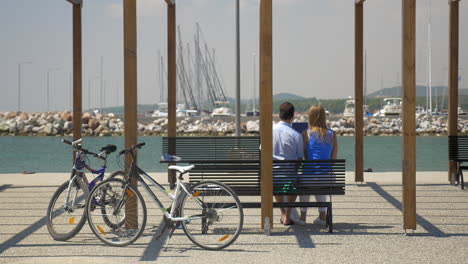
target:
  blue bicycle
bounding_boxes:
[46,138,124,241]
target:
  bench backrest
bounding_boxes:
[162,136,260,161]
[188,160,346,196]
[448,136,468,161]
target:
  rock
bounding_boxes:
[99,130,111,137]
[32,126,43,133]
[419,121,430,129]
[246,120,259,132]
[107,113,115,118]
[88,119,99,130]
[23,125,33,133]
[45,115,54,123]
[7,121,17,133]
[6,112,17,119]
[61,112,72,121]
[63,121,72,130]
[95,125,108,135]
[0,123,9,132]
[43,123,54,135]
[82,112,92,124]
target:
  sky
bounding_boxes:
[0,0,467,112]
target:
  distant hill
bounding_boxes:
[368,85,468,98]
[226,92,305,105]
[273,93,305,101]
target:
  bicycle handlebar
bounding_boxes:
[118,142,146,156]
[62,138,82,146]
[62,138,105,161]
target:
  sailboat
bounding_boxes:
[152,51,168,118]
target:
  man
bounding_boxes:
[273,102,304,225]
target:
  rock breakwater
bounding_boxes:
[0,111,466,136]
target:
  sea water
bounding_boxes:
[0,136,447,173]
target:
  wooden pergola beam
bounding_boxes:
[72,3,82,146]
[354,0,365,183]
[402,0,417,231]
[259,0,273,230]
[123,0,138,227]
[448,0,460,184]
[166,1,177,189]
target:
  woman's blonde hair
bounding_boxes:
[308,105,330,143]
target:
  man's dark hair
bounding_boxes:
[279,102,295,121]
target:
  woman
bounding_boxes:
[299,105,338,225]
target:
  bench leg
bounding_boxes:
[461,169,465,190]
[327,205,333,233]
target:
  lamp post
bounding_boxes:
[47,67,61,111]
[235,0,241,136]
[18,61,32,112]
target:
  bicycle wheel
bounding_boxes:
[47,180,87,241]
[181,181,243,250]
[108,170,125,180]
[101,171,127,229]
[86,178,147,247]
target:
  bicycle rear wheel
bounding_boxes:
[86,179,147,247]
[47,180,87,241]
[181,181,243,250]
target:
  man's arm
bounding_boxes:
[301,130,308,160]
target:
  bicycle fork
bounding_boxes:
[63,173,89,212]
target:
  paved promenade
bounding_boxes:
[0,171,467,264]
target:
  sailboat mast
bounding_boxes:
[364,49,367,107]
[428,2,433,115]
[253,52,257,112]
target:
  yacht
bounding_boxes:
[211,100,233,117]
[458,106,467,116]
[151,102,168,117]
[343,97,355,117]
[416,105,426,118]
[211,107,233,117]
[343,97,369,117]
[379,98,402,116]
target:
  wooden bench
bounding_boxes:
[162,136,346,232]
[448,135,467,189]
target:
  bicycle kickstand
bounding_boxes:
[163,226,177,251]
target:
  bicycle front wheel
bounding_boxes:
[47,180,87,241]
[86,179,147,247]
[181,181,243,250]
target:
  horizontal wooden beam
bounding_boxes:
[66,0,82,6]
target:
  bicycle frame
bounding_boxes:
[63,150,108,210]
[119,160,197,222]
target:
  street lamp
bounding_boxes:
[18,61,32,112]
[47,67,61,111]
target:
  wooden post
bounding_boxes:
[259,0,273,230]
[354,0,365,183]
[72,4,82,148]
[448,0,460,184]
[167,1,177,189]
[401,0,417,231]
[123,0,138,228]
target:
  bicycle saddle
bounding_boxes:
[168,165,194,174]
[101,144,117,154]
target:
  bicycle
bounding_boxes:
[46,138,124,241]
[85,142,244,250]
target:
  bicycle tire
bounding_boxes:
[47,180,87,241]
[86,178,147,247]
[101,171,127,229]
[181,180,243,250]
